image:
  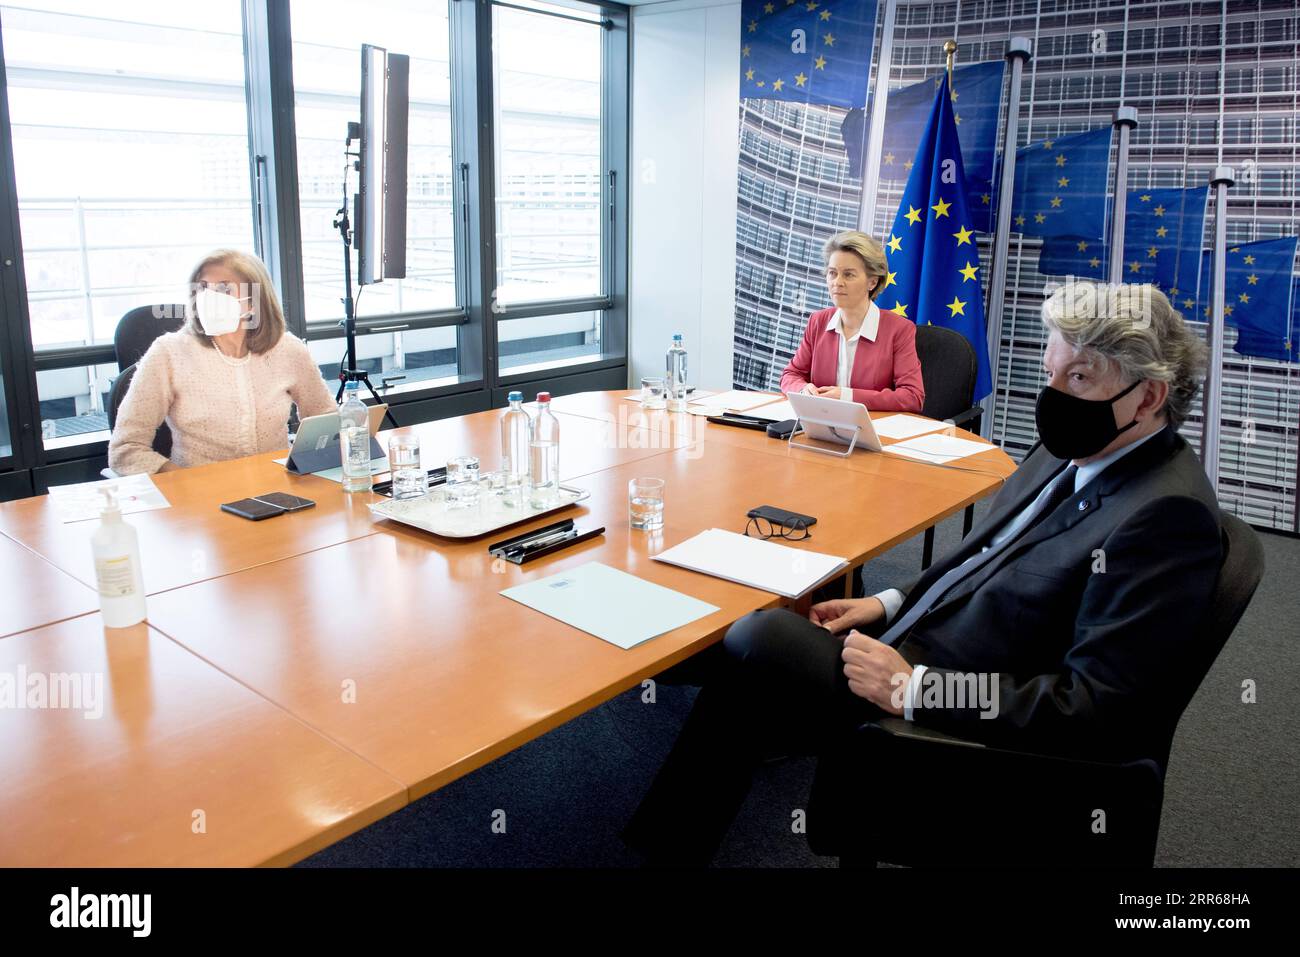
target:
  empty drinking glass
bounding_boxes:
[478,469,510,513]
[640,377,667,410]
[628,477,665,530]
[446,455,481,509]
[388,434,424,500]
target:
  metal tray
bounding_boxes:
[368,484,590,539]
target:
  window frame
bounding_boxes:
[0,0,629,482]
[486,0,629,389]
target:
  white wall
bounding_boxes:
[628,0,740,391]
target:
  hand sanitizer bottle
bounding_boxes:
[91,488,147,627]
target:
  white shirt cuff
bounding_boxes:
[874,588,906,625]
[903,664,928,721]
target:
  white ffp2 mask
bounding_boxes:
[194,288,249,336]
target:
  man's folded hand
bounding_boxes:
[841,631,911,715]
[808,596,885,636]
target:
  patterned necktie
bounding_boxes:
[878,465,1079,647]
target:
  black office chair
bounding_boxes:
[114,304,185,372]
[830,325,986,599]
[914,323,984,569]
[105,304,185,463]
[105,362,172,460]
[805,510,1264,868]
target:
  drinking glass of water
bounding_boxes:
[640,377,667,410]
[446,455,481,509]
[388,434,425,500]
[628,477,665,531]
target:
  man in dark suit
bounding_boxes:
[623,282,1224,866]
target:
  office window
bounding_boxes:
[306,324,458,400]
[290,0,455,325]
[498,310,601,376]
[1,0,254,446]
[492,0,603,306]
[37,364,115,451]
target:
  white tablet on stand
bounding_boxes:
[786,392,883,457]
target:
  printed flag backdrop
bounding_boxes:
[739,0,877,109]
[1037,186,1208,299]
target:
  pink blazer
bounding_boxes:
[779,305,925,412]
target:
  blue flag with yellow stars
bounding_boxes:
[1233,290,1299,362]
[1195,237,1298,362]
[1009,127,1112,239]
[883,74,992,399]
[842,61,1005,230]
[739,0,877,109]
[1255,277,1300,362]
[1037,186,1208,297]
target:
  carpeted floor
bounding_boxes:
[300,499,1300,868]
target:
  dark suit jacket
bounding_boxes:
[894,424,1222,770]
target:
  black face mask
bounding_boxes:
[1035,379,1143,460]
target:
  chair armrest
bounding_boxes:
[860,717,1163,779]
[862,716,987,749]
[942,406,983,429]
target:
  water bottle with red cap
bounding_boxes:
[529,391,560,508]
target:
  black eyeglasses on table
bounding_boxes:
[744,516,811,541]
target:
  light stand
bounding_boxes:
[333,121,397,428]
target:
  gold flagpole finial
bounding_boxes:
[943,40,957,90]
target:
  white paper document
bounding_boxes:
[885,432,994,464]
[501,561,719,650]
[685,390,782,415]
[46,473,171,524]
[872,414,949,440]
[651,528,848,599]
[745,398,798,422]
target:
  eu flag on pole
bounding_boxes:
[1009,127,1112,239]
[842,61,1005,231]
[843,61,1004,181]
[1038,186,1208,296]
[1196,237,1299,362]
[883,74,992,399]
[740,0,877,109]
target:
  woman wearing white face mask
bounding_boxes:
[108,249,336,475]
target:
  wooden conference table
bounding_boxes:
[0,390,1015,866]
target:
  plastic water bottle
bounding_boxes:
[339,381,373,493]
[666,333,688,412]
[501,390,531,507]
[91,488,147,628]
[529,392,560,509]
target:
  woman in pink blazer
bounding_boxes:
[779,231,925,413]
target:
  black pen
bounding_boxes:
[508,528,575,558]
